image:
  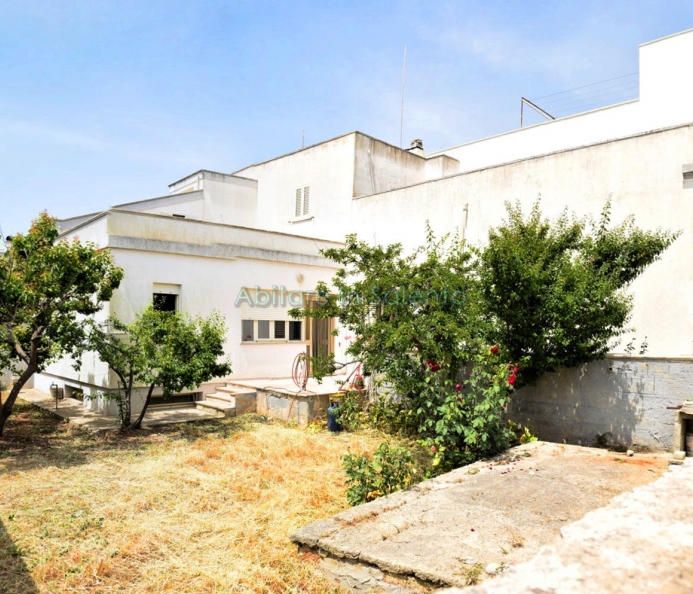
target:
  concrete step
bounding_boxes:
[206,392,235,404]
[217,385,257,415]
[195,399,236,417]
[217,385,257,397]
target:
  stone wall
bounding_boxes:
[256,389,331,426]
[508,356,693,451]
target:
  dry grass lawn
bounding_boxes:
[0,397,388,593]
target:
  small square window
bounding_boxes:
[242,320,254,342]
[275,321,286,339]
[153,293,177,312]
[289,321,302,341]
[258,320,270,340]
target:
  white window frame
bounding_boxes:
[241,319,304,344]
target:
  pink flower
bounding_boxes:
[430,445,436,453]
[454,383,461,392]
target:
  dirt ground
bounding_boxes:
[0,397,388,594]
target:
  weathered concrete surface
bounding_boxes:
[510,357,693,451]
[234,378,343,426]
[439,459,693,594]
[19,389,219,432]
[291,442,668,592]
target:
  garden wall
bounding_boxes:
[508,356,693,450]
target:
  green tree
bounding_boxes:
[0,213,123,437]
[291,229,514,472]
[478,201,680,385]
[291,227,484,398]
[84,306,231,430]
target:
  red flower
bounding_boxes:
[430,445,436,453]
[454,383,461,392]
[490,346,499,355]
[426,360,441,372]
[508,373,517,387]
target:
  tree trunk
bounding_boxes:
[0,365,37,437]
[130,383,155,430]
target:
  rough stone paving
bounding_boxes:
[440,458,693,594]
[290,442,669,592]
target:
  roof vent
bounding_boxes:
[407,138,424,157]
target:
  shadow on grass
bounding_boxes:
[0,517,38,594]
[0,398,261,473]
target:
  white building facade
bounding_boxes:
[35,29,693,438]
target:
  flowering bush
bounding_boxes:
[414,349,517,473]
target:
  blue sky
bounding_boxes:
[2,0,693,235]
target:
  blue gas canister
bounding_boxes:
[327,401,343,432]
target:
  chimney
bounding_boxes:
[406,138,424,157]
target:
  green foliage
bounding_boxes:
[295,201,677,502]
[289,225,485,391]
[0,212,123,435]
[478,200,679,385]
[334,391,364,432]
[83,306,231,429]
[342,442,414,506]
[416,350,516,474]
[519,427,539,444]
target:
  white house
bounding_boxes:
[34,28,693,444]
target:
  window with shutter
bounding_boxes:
[274,320,286,339]
[239,288,307,344]
[295,188,302,217]
[302,186,310,215]
[293,185,311,218]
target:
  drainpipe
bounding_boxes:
[461,203,469,245]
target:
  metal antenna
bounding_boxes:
[520,97,555,127]
[400,44,407,148]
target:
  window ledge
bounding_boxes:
[289,215,314,224]
[241,341,306,345]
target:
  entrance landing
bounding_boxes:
[227,376,346,396]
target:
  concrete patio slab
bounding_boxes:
[440,459,693,594]
[291,441,669,592]
[19,389,220,432]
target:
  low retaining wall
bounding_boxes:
[509,356,693,450]
[256,389,333,426]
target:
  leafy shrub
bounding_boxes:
[479,200,679,385]
[342,443,414,506]
[415,349,517,474]
[334,390,365,432]
[519,427,539,444]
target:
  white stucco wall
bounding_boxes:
[42,210,347,395]
[352,124,693,358]
[234,133,357,240]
